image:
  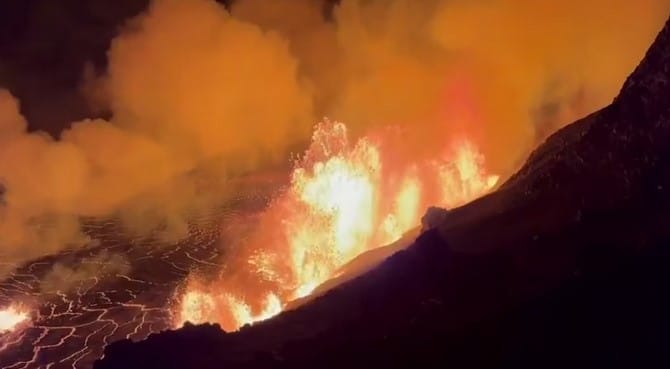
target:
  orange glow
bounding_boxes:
[380,172,422,245]
[286,122,381,298]
[0,306,29,333]
[436,140,501,209]
[175,120,498,331]
[253,293,283,322]
[176,284,283,331]
[178,290,216,325]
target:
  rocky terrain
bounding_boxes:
[95,16,670,369]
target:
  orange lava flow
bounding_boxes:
[175,120,499,332]
[0,306,29,334]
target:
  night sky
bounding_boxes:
[0,0,234,134]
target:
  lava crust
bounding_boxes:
[0,176,278,369]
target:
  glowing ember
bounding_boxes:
[176,287,283,331]
[178,290,216,325]
[436,140,501,208]
[176,120,499,331]
[0,306,29,333]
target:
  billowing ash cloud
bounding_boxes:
[0,0,312,267]
[0,0,668,268]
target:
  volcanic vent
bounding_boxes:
[0,120,498,368]
[95,14,670,369]
[173,120,499,332]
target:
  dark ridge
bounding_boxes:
[96,15,670,369]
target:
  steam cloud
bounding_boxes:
[39,250,130,293]
[0,0,668,270]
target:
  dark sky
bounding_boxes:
[0,0,247,135]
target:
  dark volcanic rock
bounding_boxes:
[96,16,670,369]
[421,206,450,231]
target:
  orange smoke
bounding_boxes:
[175,120,498,331]
[233,0,670,174]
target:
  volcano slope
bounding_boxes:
[96,16,670,369]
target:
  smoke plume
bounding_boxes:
[233,0,669,172]
[0,0,668,269]
[39,250,131,293]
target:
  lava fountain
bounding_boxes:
[0,306,29,334]
[175,120,499,331]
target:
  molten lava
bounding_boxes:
[177,287,283,329]
[0,306,29,334]
[176,120,499,331]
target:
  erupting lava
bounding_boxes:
[0,306,29,334]
[176,121,499,331]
